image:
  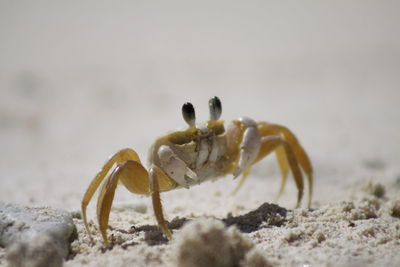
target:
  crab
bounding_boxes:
[81,96,313,246]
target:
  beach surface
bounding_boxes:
[1,1,399,266]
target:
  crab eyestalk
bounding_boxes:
[182,102,196,127]
[209,96,222,121]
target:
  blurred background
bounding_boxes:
[0,1,399,210]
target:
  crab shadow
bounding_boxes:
[123,202,287,247]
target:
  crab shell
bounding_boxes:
[147,119,244,189]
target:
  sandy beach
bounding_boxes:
[1,1,399,266]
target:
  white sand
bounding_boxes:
[1,1,400,266]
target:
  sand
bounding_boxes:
[61,180,399,267]
[1,1,400,266]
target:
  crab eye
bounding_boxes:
[182,102,196,127]
[209,96,222,120]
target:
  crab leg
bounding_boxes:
[149,166,173,240]
[81,148,141,242]
[253,135,304,207]
[230,168,251,195]
[95,161,177,246]
[258,122,313,208]
[96,160,149,246]
[274,146,289,203]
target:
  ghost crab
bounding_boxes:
[82,96,313,246]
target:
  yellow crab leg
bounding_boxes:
[230,168,251,195]
[96,161,177,246]
[149,166,173,240]
[253,135,304,208]
[81,148,140,241]
[96,160,149,246]
[258,122,313,208]
[274,146,289,203]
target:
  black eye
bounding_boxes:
[209,96,222,120]
[182,102,196,127]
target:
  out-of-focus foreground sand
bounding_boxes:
[1,1,399,266]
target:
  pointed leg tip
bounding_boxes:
[162,226,173,241]
[232,170,241,179]
[230,187,240,196]
[103,239,111,248]
[166,232,173,241]
[307,200,312,210]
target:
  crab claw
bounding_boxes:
[233,117,261,178]
[157,145,198,188]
